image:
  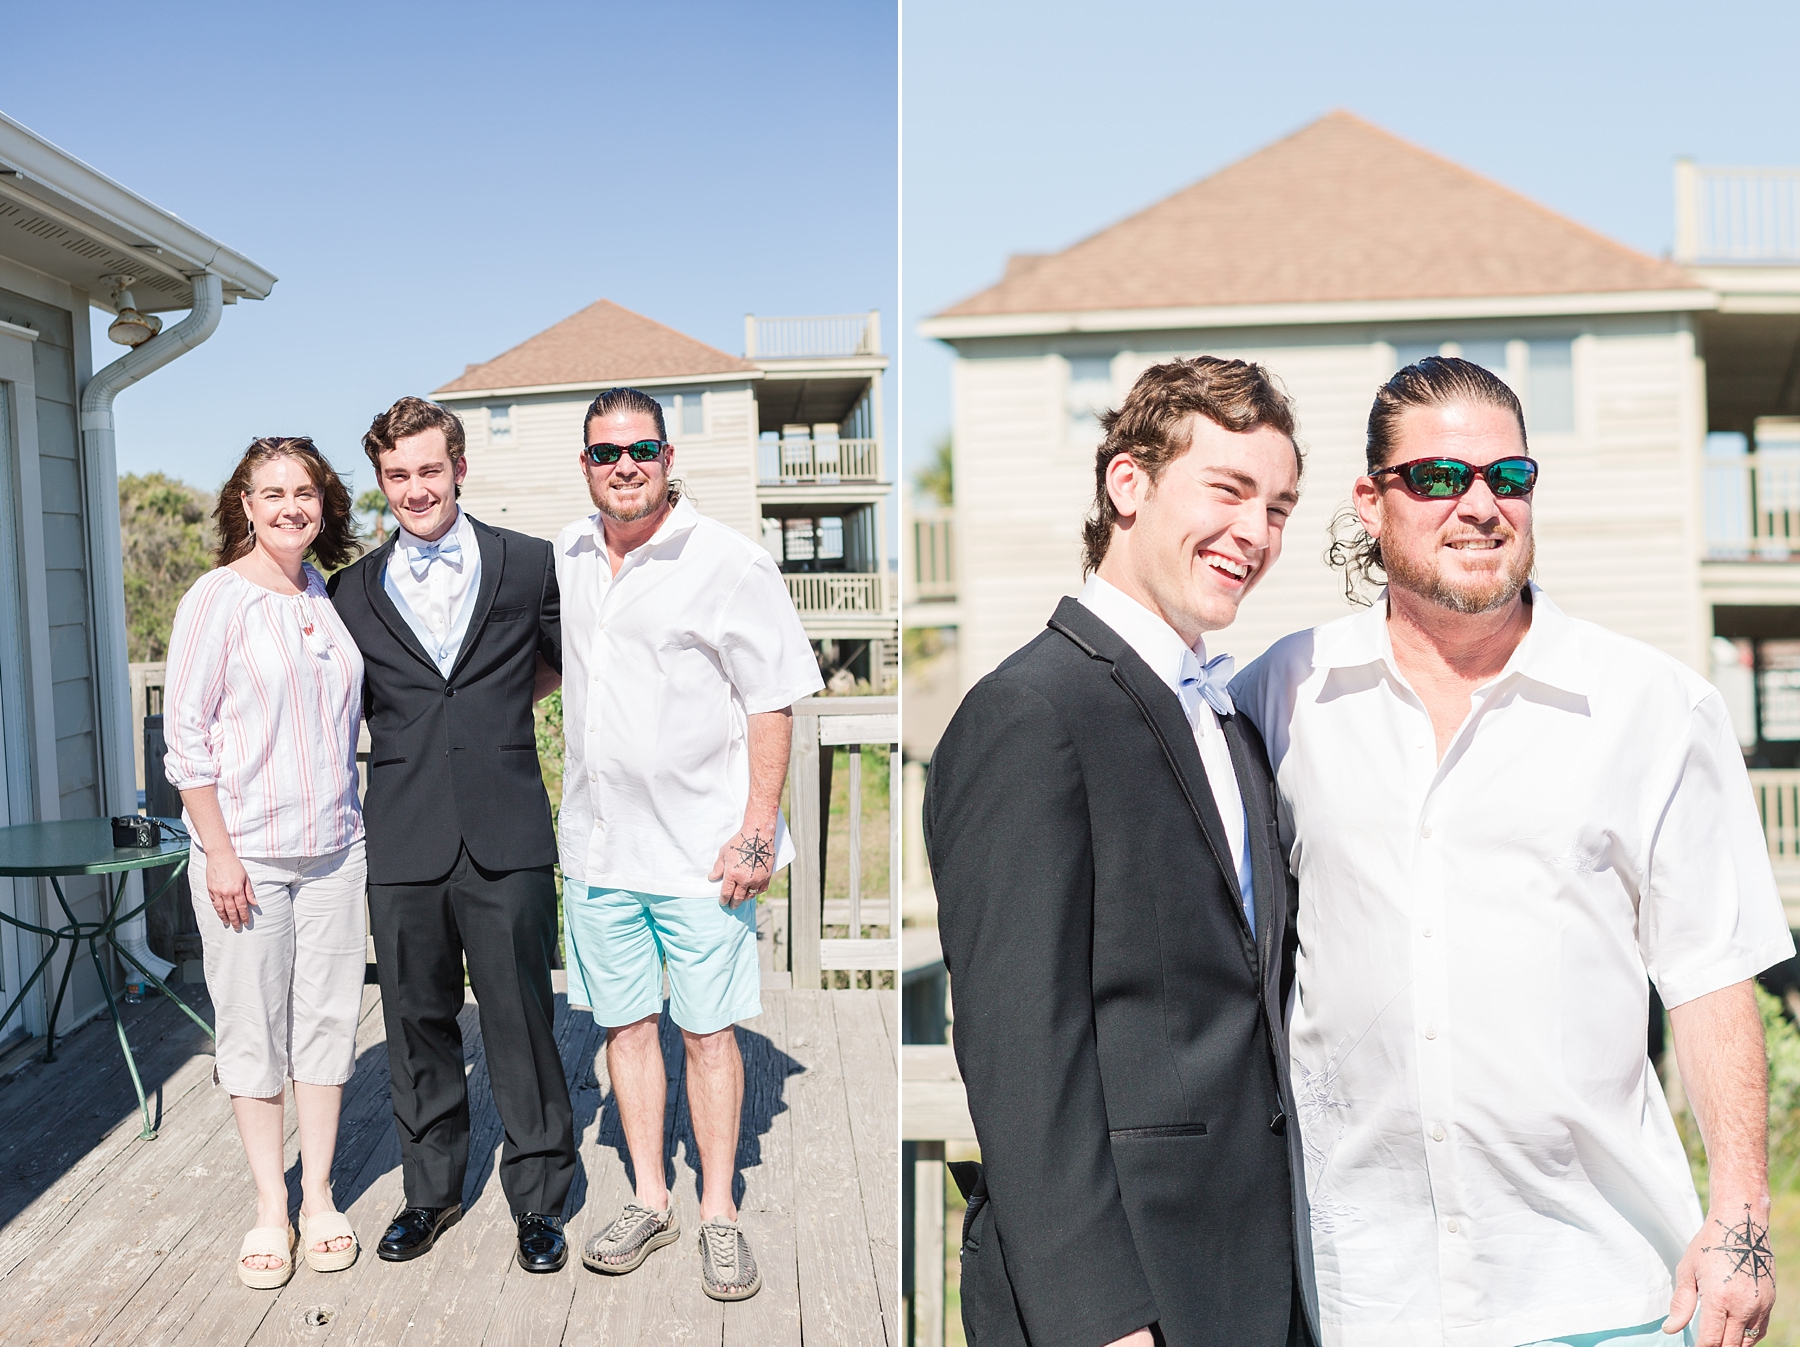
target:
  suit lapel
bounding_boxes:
[362,536,440,676]
[446,517,504,684]
[1222,713,1281,978]
[1048,599,1252,949]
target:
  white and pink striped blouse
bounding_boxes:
[163,564,364,858]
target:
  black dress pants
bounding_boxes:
[368,843,575,1218]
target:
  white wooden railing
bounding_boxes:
[128,662,167,794]
[757,436,880,484]
[908,509,957,603]
[1704,455,1800,559]
[1676,161,1800,263]
[786,696,899,988]
[745,311,881,359]
[1751,770,1800,861]
[784,572,885,614]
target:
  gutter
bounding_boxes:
[80,273,225,983]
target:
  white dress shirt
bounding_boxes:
[1231,585,1795,1347]
[384,507,480,676]
[164,564,364,858]
[1078,575,1254,927]
[554,497,825,898]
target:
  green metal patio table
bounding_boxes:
[0,817,214,1138]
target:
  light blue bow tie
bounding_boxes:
[1178,649,1236,719]
[407,535,463,579]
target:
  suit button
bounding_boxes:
[445,688,455,697]
[1270,1112,1286,1135]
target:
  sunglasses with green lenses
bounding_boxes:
[583,439,668,466]
[1371,455,1538,500]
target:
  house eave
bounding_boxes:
[920,288,1719,343]
[0,110,276,307]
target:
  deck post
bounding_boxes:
[914,1140,946,1347]
[790,704,823,989]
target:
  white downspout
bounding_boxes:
[81,272,225,984]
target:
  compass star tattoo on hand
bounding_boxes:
[733,830,772,875]
[1702,1205,1775,1289]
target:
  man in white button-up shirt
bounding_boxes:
[555,388,822,1300]
[1234,357,1795,1347]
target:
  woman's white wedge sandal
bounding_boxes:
[237,1224,296,1290]
[298,1210,359,1273]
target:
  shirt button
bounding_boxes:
[1422,927,1434,938]
[1431,1124,1446,1142]
[1420,824,1433,838]
[1424,1025,1438,1040]
[1446,1219,1460,1234]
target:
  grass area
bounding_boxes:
[820,745,892,991]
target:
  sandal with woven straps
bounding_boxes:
[298,1210,359,1273]
[237,1224,296,1290]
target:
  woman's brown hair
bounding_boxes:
[213,436,361,571]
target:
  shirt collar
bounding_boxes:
[1078,574,1207,698]
[1313,581,1589,698]
[395,505,467,555]
[583,494,699,556]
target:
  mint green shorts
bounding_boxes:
[563,886,762,1035]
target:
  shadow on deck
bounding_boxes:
[0,978,897,1345]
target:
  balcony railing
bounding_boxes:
[757,436,880,484]
[1676,161,1800,263]
[1704,455,1800,559]
[784,572,885,614]
[744,311,881,360]
[908,509,956,602]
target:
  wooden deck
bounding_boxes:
[0,978,897,1345]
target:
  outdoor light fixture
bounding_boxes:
[103,274,163,347]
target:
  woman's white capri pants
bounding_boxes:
[190,839,368,1098]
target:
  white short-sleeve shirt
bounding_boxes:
[554,497,825,898]
[1231,585,1794,1347]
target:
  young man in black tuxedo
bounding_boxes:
[924,357,1318,1347]
[329,396,575,1274]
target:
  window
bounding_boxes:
[818,516,844,561]
[1457,341,1507,377]
[487,405,512,445]
[1066,354,1114,446]
[1527,340,1575,433]
[680,393,705,437]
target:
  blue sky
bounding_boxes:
[902,0,1800,491]
[2,0,896,499]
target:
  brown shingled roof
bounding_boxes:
[939,112,1700,319]
[434,298,756,394]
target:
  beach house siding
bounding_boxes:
[948,313,1704,689]
[450,380,762,545]
[0,277,109,1036]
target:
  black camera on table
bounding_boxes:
[110,816,158,849]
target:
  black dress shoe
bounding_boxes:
[377,1204,462,1262]
[516,1213,568,1273]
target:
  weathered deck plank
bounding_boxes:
[0,983,893,1344]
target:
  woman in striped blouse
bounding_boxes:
[164,436,367,1289]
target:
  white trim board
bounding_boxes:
[435,368,763,402]
[921,289,1719,342]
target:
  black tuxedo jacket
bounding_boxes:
[328,515,561,885]
[924,598,1318,1347]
